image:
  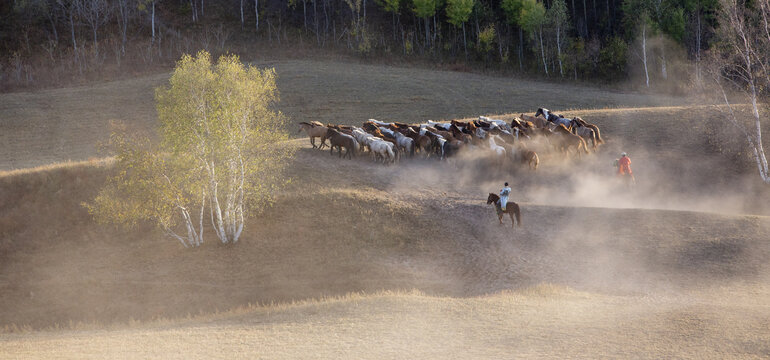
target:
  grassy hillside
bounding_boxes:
[1,140,770,358]
[2,61,770,358]
[0,59,689,170]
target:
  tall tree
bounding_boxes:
[446,0,474,57]
[378,0,401,40]
[708,0,770,183]
[519,0,547,74]
[88,51,295,246]
[623,0,654,86]
[547,0,571,76]
[413,0,438,47]
[501,0,526,69]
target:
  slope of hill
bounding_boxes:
[0,59,688,170]
[1,141,770,358]
[1,60,770,358]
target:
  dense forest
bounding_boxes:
[1,0,718,90]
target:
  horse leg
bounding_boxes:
[330,145,334,156]
[311,136,317,149]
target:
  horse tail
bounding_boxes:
[353,139,360,156]
[387,144,395,163]
[513,203,522,226]
[589,124,604,144]
[409,139,415,157]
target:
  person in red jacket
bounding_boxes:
[615,152,636,186]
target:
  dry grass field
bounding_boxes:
[0,59,686,171]
[1,59,769,359]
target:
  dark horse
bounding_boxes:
[325,128,359,159]
[487,193,522,228]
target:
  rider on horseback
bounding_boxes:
[614,152,636,186]
[499,182,511,211]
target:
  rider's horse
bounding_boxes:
[487,193,522,228]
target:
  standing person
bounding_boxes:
[499,182,512,210]
[615,152,636,186]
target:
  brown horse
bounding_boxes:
[449,123,472,144]
[325,128,359,159]
[555,128,590,157]
[520,113,549,129]
[513,144,540,170]
[487,193,521,228]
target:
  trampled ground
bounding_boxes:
[1,60,769,359]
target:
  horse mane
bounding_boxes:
[298,121,312,126]
[309,121,324,127]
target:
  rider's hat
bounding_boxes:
[621,152,627,157]
[504,182,509,186]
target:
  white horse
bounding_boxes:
[351,128,373,152]
[475,127,488,139]
[420,127,443,137]
[488,135,507,157]
[366,137,396,163]
[479,116,513,132]
[378,126,397,138]
[368,118,393,127]
[393,131,415,157]
[427,120,452,131]
[436,137,448,159]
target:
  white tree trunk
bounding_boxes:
[255,0,259,32]
[695,10,702,85]
[152,0,156,44]
[556,24,564,77]
[750,86,770,181]
[315,0,320,45]
[539,27,548,75]
[642,23,649,87]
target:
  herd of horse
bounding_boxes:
[297,107,604,170]
[297,108,605,229]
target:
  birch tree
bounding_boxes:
[501,0,526,70]
[708,0,770,183]
[445,0,473,58]
[88,51,295,246]
[624,0,653,87]
[73,0,111,57]
[547,0,570,77]
[519,0,547,75]
[413,0,438,48]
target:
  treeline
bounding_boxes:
[1,0,717,90]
